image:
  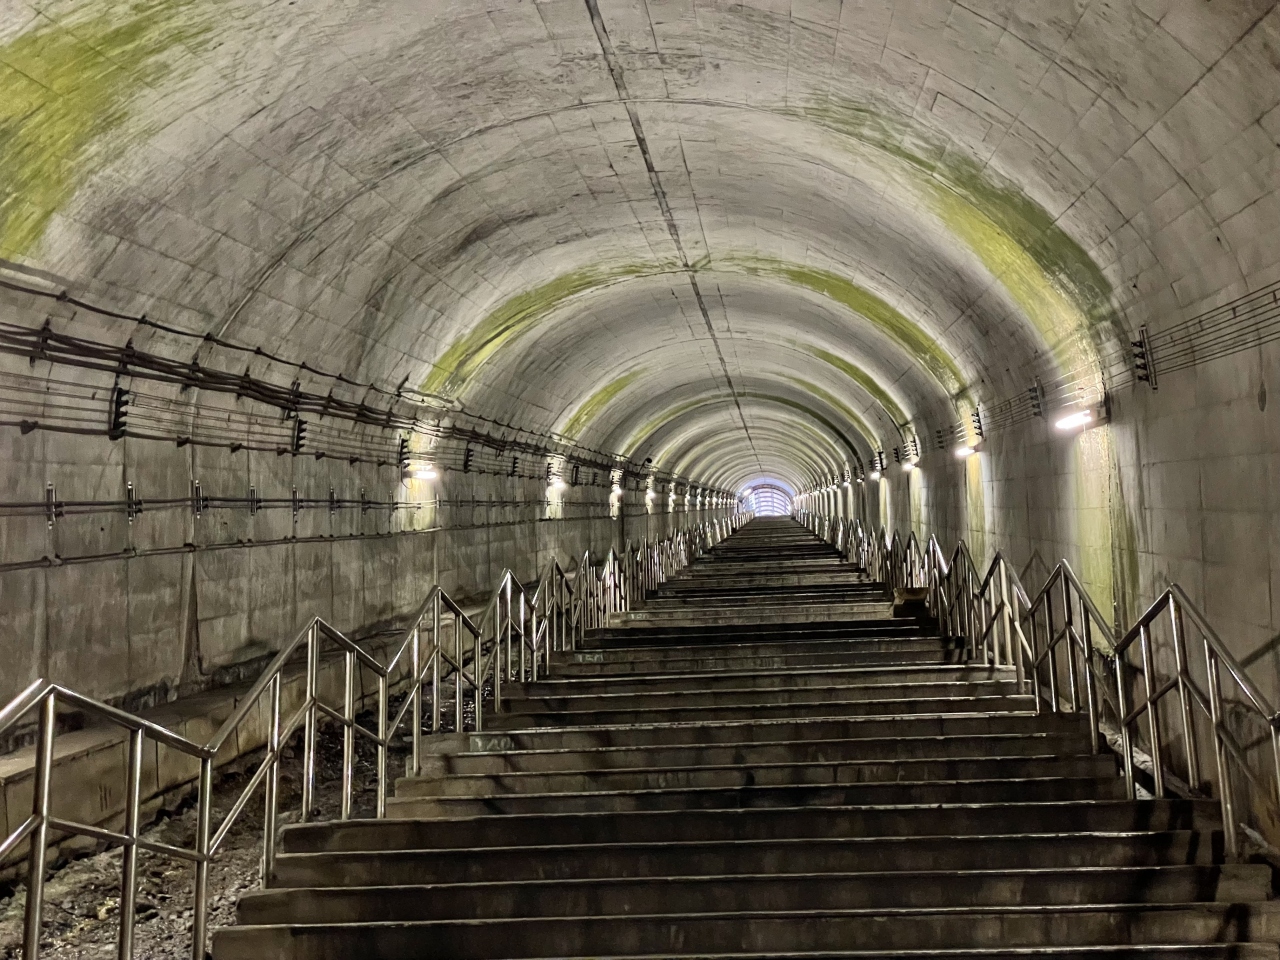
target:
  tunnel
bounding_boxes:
[2,0,1280,955]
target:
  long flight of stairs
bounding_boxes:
[215,516,1280,958]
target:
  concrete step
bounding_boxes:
[385,774,1127,816]
[654,574,871,590]
[692,550,844,560]
[640,591,890,604]
[524,664,1011,694]
[215,517,1275,959]
[213,902,1280,958]
[237,864,1272,924]
[397,754,1118,798]
[267,831,1220,888]
[437,711,1094,751]
[281,799,1227,853]
[584,620,934,647]
[556,648,953,674]
[574,632,942,658]
[653,575,880,589]
[610,601,895,626]
[483,693,1038,728]
[429,731,1098,774]
[501,678,1026,715]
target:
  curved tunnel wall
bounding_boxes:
[0,0,1278,707]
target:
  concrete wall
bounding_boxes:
[0,416,729,711]
[836,344,1279,707]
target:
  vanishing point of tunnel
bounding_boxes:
[2,0,1280,957]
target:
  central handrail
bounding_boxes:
[0,512,744,960]
[798,508,1280,865]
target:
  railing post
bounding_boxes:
[1029,599,1044,713]
[493,593,503,715]
[1082,615,1100,754]
[454,613,464,733]
[1062,576,1080,712]
[553,573,562,652]
[22,692,56,960]
[1206,644,1239,858]
[1138,623,1165,797]
[410,623,422,777]
[190,757,212,960]
[1000,561,1022,685]
[1044,587,1060,712]
[1169,598,1200,789]
[263,673,281,878]
[376,673,388,818]
[302,621,319,818]
[117,727,143,960]
[1115,653,1136,799]
[528,593,538,683]
[504,576,514,683]
[342,649,356,820]
[1272,723,1280,822]
[432,595,442,733]
[474,626,484,734]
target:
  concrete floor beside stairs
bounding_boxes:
[213,516,1280,958]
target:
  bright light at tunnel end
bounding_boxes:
[742,480,793,517]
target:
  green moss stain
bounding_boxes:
[623,390,859,469]
[622,396,707,457]
[721,255,967,397]
[798,96,1119,360]
[800,97,1126,572]
[798,345,908,426]
[781,376,877,448]
[421,248,967,410]
[0,0,214,259]
[908,465,924,533]
[964,452,986,563]
[1074,429,1116,627]
[740,391,861,458]
[421,262,673,396]
[561,368,645,440]
[931,189,1092,369]
[1109,461,1141,634]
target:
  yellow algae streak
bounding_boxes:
[0,0,214,258]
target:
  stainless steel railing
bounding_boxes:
[1026,568,1280,860]
[800,508,1280,862]
[0,513,739,960]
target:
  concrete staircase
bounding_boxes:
[213,516,1280,958]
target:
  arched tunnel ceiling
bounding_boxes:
[3,0,1278,492]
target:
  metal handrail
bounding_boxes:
[0,513,738,960]
[801,509,1280,864]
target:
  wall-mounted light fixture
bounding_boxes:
[954,445,975,459]
[902,461,915,473]
[1053,394,1111,434]
[406,462,438,480]
[1053,409,1093,432]
[869,470,881,481]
